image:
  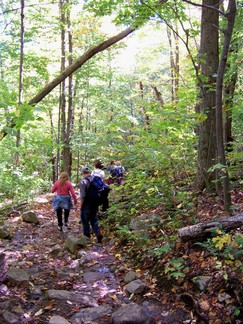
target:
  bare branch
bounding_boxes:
[182,0,226,16]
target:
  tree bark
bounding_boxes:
[178,214,243,241]
[59,0,66,174]
[215,0,236,213]
[15,0,25,165]
[151,85,164,108]
[139,81,150,130]
[195,0,219,192]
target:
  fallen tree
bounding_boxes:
[178,214,243,241]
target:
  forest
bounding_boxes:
[0,0,242,323]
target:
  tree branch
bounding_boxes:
[182,0,226,16]
[29,27,135,105]
[0,27,135,140]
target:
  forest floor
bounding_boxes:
[0,189,242,324]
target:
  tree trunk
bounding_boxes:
[15,0,25,165]
[59,0,66,174]
[195,0,219,192]
[178,214,243,241]
[64,3,74,177]
[215,0,236,213]
[139,81,150,130]
[224,71,237,150]
[151,85,164,108]
[167,25,179,104]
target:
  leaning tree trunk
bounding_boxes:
[195,0,219,192]
[0,27,135,141]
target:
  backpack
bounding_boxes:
[115,166,124,178]
[86,176,110,206]
[110,166,117,178]
[110,166,124,178]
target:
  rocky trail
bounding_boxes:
[0,195,192,324]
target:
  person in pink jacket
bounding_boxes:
[51,172,77,231]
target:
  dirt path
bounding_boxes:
[0,197,181,324]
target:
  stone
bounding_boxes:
[83,271,105,283]
[125,279,146,294]
[0,226,11,239]
[109,303,154,324]
[124,271,137,283]
[2,310,19,324]
[49,245,63,256]
[49,315,70,324]
[46,289,98,307]
[70,305,112,322]
[64,235,87,254]
[192,276,212,291]
[22,211,40,224]
[5,268,29,286]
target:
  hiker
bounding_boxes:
[106,160,116,185]
[115,161,125,185]
[91,160,110,212]
[91,160,106,179]
[51,171,77,231]
[79,166,103,243]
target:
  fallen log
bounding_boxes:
[178,214,243,241]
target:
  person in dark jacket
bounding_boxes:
[79,166,103,243]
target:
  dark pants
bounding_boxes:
[80,204,100,238]
[101,199,109,212]
[56,208,69,227]
[107,177,122,185]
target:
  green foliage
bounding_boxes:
[153,243,172,256]
[0,127,52,204]
[196,230,243,270]
[164,257,189,280]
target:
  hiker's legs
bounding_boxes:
[90,208,103,242]
[80,207,91,238]
[101,186,110,212]
[101,198,109,212]
[56,208,63,227]
[107,177,114,185]
[64,209,70,224]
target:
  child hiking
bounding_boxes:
[51,172,77,231]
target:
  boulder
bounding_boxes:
[22,211,40,224]
[125,279,146,294]
[64,235,87,254]
[109,303,154,324]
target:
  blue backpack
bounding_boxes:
[86,176,110,206]
[115,166,124,178]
